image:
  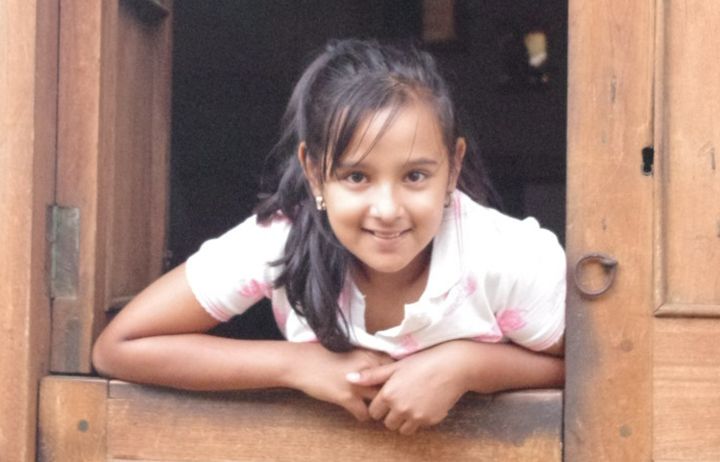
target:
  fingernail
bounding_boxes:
[346,372,361,383]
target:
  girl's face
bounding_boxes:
[302,101,465,280]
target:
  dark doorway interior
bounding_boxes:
[169,1,566,338]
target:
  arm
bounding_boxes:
[92,264,391,420]
[347,339,564,434]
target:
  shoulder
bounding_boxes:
[190,212,292,267]
[448,193,565,295]
[454,192,564,265]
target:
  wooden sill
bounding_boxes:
[40,376,562,461]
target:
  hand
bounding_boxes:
[288,343,395,422]
[346,340,475,435]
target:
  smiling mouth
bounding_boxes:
[364,229,409,240]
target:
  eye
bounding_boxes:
[406,170,428,183]
[344,171,367,184]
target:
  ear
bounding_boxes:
[448,137,467,190]
[297,141,323,196]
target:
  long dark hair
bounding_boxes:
[255,39,497,352]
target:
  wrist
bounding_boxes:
[439,340,487,396]
[276,341,320,390]
[461,342,565,394]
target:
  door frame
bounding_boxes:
[0,1,657,460]
[0,0,58,460]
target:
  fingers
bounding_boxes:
[370,400,423,435]
[368,395,390,421]
[398,419,421,436]
[346,362,397,386]
[342,397,370,422]
[382,409,404,432]
[355,384,380,401]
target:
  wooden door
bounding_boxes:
[51,0,172,373]
[565,1,720,460]
[40,2,564,460]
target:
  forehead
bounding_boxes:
[338,101,447,165]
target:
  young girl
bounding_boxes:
[93,39,565,436]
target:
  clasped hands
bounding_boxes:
[296,340,477,436]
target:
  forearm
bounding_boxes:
[456,341,564,395]
[93,334,305,391]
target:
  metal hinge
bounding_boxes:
[47,205,80,299]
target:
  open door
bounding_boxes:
[40,0,720,460]
[565,0,720,460]
[51,0,172,373]
[40,2,565,460]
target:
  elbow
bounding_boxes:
[92,332,121,378]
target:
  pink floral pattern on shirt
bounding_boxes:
[393,334,421,359]
[445,274,478,314]
[497,309,527,333]
[238,279,271,299]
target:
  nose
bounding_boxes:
[369,184,403,221]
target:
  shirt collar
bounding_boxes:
[422,191,464,299]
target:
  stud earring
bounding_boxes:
[315,195,326,211]
[444,191,453,208]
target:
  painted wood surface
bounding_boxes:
[0,0,58,460]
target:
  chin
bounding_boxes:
[362,259,414,275]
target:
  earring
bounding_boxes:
[315,195,326,211]
[444,191,453,208]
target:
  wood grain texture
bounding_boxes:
[564,0,655,460]
[654,319,720,460]
[654,303,720,318]
[108,381,562,462]
[0,0,58,460]
[652,2,720,459]
[38,376,108,462]
[53,0,172,373]
[653,0,720,315]
[105,0,171,310]
[53,0,105,373]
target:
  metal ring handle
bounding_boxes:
[573,252,618,298]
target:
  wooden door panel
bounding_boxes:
[651,3,720,460]
[39,376,562,462]
[654,0,720,317]
[106,0,171,311]
[564,0,655,460]
[654,319,720,461]
[53,0,172,373]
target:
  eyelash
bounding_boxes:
[345,172,367,184]
[406,170,428,182]
[341,170,429,184]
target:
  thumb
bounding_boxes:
[346,362,398,386]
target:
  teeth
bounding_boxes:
[372,231,402,239]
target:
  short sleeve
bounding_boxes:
[495,220,566,352]
[185,214,290,322]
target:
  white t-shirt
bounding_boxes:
[185,191,566,358]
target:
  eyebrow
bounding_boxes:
[334,157,441,170]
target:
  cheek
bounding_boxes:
[324,191,364,230]
[407,192,446,225]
